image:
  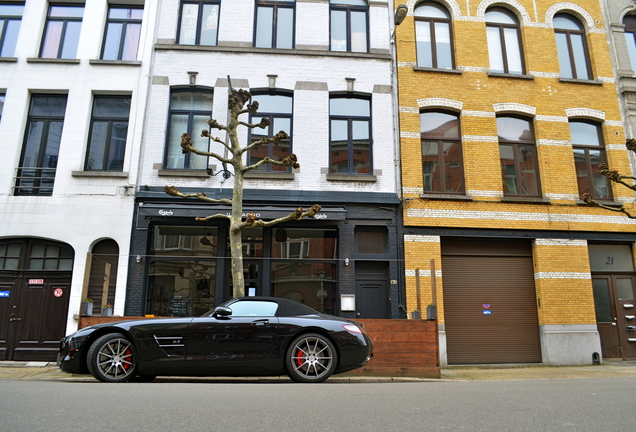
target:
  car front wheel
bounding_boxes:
[87,333,137,383]
[286,333,337,383]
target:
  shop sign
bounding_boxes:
[0,291,9,297]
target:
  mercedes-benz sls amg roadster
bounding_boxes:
[59,297,373,383]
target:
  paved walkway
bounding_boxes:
[1,361,636,382]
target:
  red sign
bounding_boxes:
[29,279,44,284]
[53,288,64,298]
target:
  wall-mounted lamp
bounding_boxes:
[136,255,141,263]
[394,4,408,26]
[345,258,350,266]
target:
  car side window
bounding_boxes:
[228,301,278,316]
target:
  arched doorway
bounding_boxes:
[87,239,119,314]
[0,239,73,361]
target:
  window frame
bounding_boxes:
[100,5,144,61]
[497,115,541,198]
[485,7,525,75]
[570,119,612,201]
[39,4,84,59]
[0,2,23,57]
[15,94,68,196]
[329,94,373,175]
[247,90,293,173]
[329,0,369,53]
[623,15,636,73]
[253,0,295,49]
[554,13,592,80]
[84,95,131,171]
[176,0,221,46]
[414,2,454,69]
[419,110,465,194]
[163,87,214,170]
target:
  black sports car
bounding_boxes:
[59,297,373,383]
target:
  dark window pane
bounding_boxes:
[255,6,273,48]
[86,121,109,170]
[443,142,463,192]
[573,148,590,195]
[517,145,539,195]
[592,279,613,322]
[356,229,386,254]
[422,141,439,192]
[94,97,131,118]
[500,144,517,194]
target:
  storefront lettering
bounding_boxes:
[158,210,173,216]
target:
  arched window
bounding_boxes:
[414,2,453,69]
[254,0,295,49]
[497,116,540,197]
[486,8,524,74]
[554,14,591,80]
[248,92,293,172]
[570,120,611,200]
[420,111,464,193]
[623,15,636,73]
[330,0,368,53]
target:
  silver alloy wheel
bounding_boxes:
[290,335,334,381]
[93,335,136,381]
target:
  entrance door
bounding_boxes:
[593,275,636,360]
[355,262,389,319]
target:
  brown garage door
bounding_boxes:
[442,239,542,364]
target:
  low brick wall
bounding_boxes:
[79,316,440,378]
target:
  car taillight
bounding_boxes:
[343,324,363,334]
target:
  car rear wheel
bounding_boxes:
[286,333,337,383]
[87,333,137,383]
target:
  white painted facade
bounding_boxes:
[0,0,158,334]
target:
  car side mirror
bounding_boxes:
[212,306,232,318]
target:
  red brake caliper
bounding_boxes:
[123,348,132,370]
[296,349,304,368]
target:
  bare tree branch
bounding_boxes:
[207,118,227,131]
[236,205,323,230]
[598,164,636,191]
[245,154,300,172]
[200,130,231,152]
[239,117,270,129]
[180,133,233,164]
[582,193,636,219]
[195,214,231,222]
[241,131,290,155]
[164,185,232,205]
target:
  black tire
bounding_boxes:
[286,333,337,383]
[131,374,157,383]
[87,333,137,383]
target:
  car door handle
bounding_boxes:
[9,317,21,322]
[251,319,269,326]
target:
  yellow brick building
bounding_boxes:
[395,0,636,365]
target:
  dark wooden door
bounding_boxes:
[614,275,636,359]
[355,262,389,319]
[0,273,71,361]
[593,276,621,359]
[593,275,636,360]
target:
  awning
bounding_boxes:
[138,203,347,221]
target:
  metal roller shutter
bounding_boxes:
[442,240,542,364]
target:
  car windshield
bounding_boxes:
[227,300,278,317]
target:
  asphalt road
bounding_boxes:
[1,377,635,432]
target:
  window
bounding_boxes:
[0,242,20,270]
[330,0,367,53]
[554,14,591,80]
[85,96,131,171]
[0,2,23,57]
[497,116,540,197]
[254,0,294,49]
[414,2,453,69]
[29,242,73,270]
[40,5,83,59]
[355,227,387,254]
[101,6,143,60]
[624,15,636,73]
[177,0,220,46]
[15,95,67,196]
[164,89,213,170]
[570,120,611,200]
[248,92,292,172]
[420,111,464,194]
[329,96,372,174]
[486,8,524,74]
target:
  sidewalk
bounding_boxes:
[2,361,636,382]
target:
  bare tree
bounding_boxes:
[582,138,636,218]
[164,88,321,297]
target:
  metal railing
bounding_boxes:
[13,167,56,196]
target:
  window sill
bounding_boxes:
[72,171,128,178]
[326,174,377,182]
[157,169,209,178]
[0,57,17,62]
[500,196,551,204]
[419,193,473,201]
[26,58,80,64]
[558,78,603,85]
[577,199,624,207]
[154,43,391,60]
[89,59,141,67]
[244,172,294,180]
[413,67,462,75]
[488,72,534,80]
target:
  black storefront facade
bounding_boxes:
[125,187,404,320]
